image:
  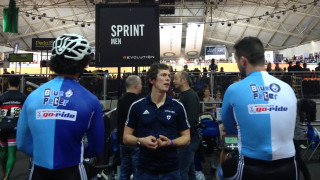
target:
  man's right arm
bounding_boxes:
[221,87,237,134]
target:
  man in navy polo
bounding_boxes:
[123,63,190,179]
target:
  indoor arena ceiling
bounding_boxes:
[0,0,320,56]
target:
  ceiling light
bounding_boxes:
[38,16,42,20]
[26,13,29,17]
[234,20,237,24]
[270,14,274,18]
[282,11,286,15]
[81,23,85,27]
[209,23,212,26]
[258,16,262,20]
[50,18,54,22]
[75,21,78,25]
[32,16,35,20]
[87,23,91,26]
[173,26,175,28]
[265,11,269,15]
[42,13,46,17]
[277,15,280,19]
[221,22,225,25]
[198,24,200,27]
[246,19,250,23]
[62,20,66,24]
[227,22,231,26]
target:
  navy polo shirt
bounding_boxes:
[126,94,190,173]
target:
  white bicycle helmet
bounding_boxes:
[52,34,91,60]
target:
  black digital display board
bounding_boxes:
[95,4,160,67]
[9,53,33,62]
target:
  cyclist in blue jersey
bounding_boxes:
[17,34,104,180]
[218,37,298,180]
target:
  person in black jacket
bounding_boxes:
[174,71,201,180]
[117,75,142,179]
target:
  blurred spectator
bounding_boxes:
[288,61,293,72]
[315,63,320,71]
[302,63,310,71]
[274,63,283,71]
[220,67,224,72]
[292,61,303,71]
[209,59,218,72]
[266,62,272,72]
[202,85,215,113]
[183,65,189,72]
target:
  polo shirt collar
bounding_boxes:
[145,94,173,106]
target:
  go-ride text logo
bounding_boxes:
[248,104,288,114]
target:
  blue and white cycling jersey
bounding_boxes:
[222,71,296,161]
[17,76,104,169]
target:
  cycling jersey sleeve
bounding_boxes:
[221,85,238,135]
[17,99,33,157]
[84,100,104,158]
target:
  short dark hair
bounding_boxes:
[146,63,169,90]
[234,37,265,66]
[8,76,20,87]
[49,54,91,75]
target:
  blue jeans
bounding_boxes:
[119,144,139,180]
[178,134,201,180]
[135,169,181,180]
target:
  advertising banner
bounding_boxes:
[185,24,204,57]
[96,4,160,67]
[32,38,56,50]
[160,24,182,57]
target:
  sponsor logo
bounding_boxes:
[43,88,69,107]
[164,110,175,114]
[36,109,77,121]
[167,115,171,120]
[248,104,288,114]
[143,110,150,115]
[250,83,281,101]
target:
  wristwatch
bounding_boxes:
[137,138,141,146]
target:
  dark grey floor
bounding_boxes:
[8,148,320,180]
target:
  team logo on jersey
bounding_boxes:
[250,83,281,101]
[36,109,77,121]
[167,115,171,120]
[248,104,288,114]
[43,88,69,107]
[65,89,73,98]
[269,83,281,93]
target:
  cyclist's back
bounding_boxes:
[17,34,104,180]
[219,37,298,180]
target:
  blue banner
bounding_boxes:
[205,46,225,55]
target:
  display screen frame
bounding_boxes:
[95,3,160,67]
